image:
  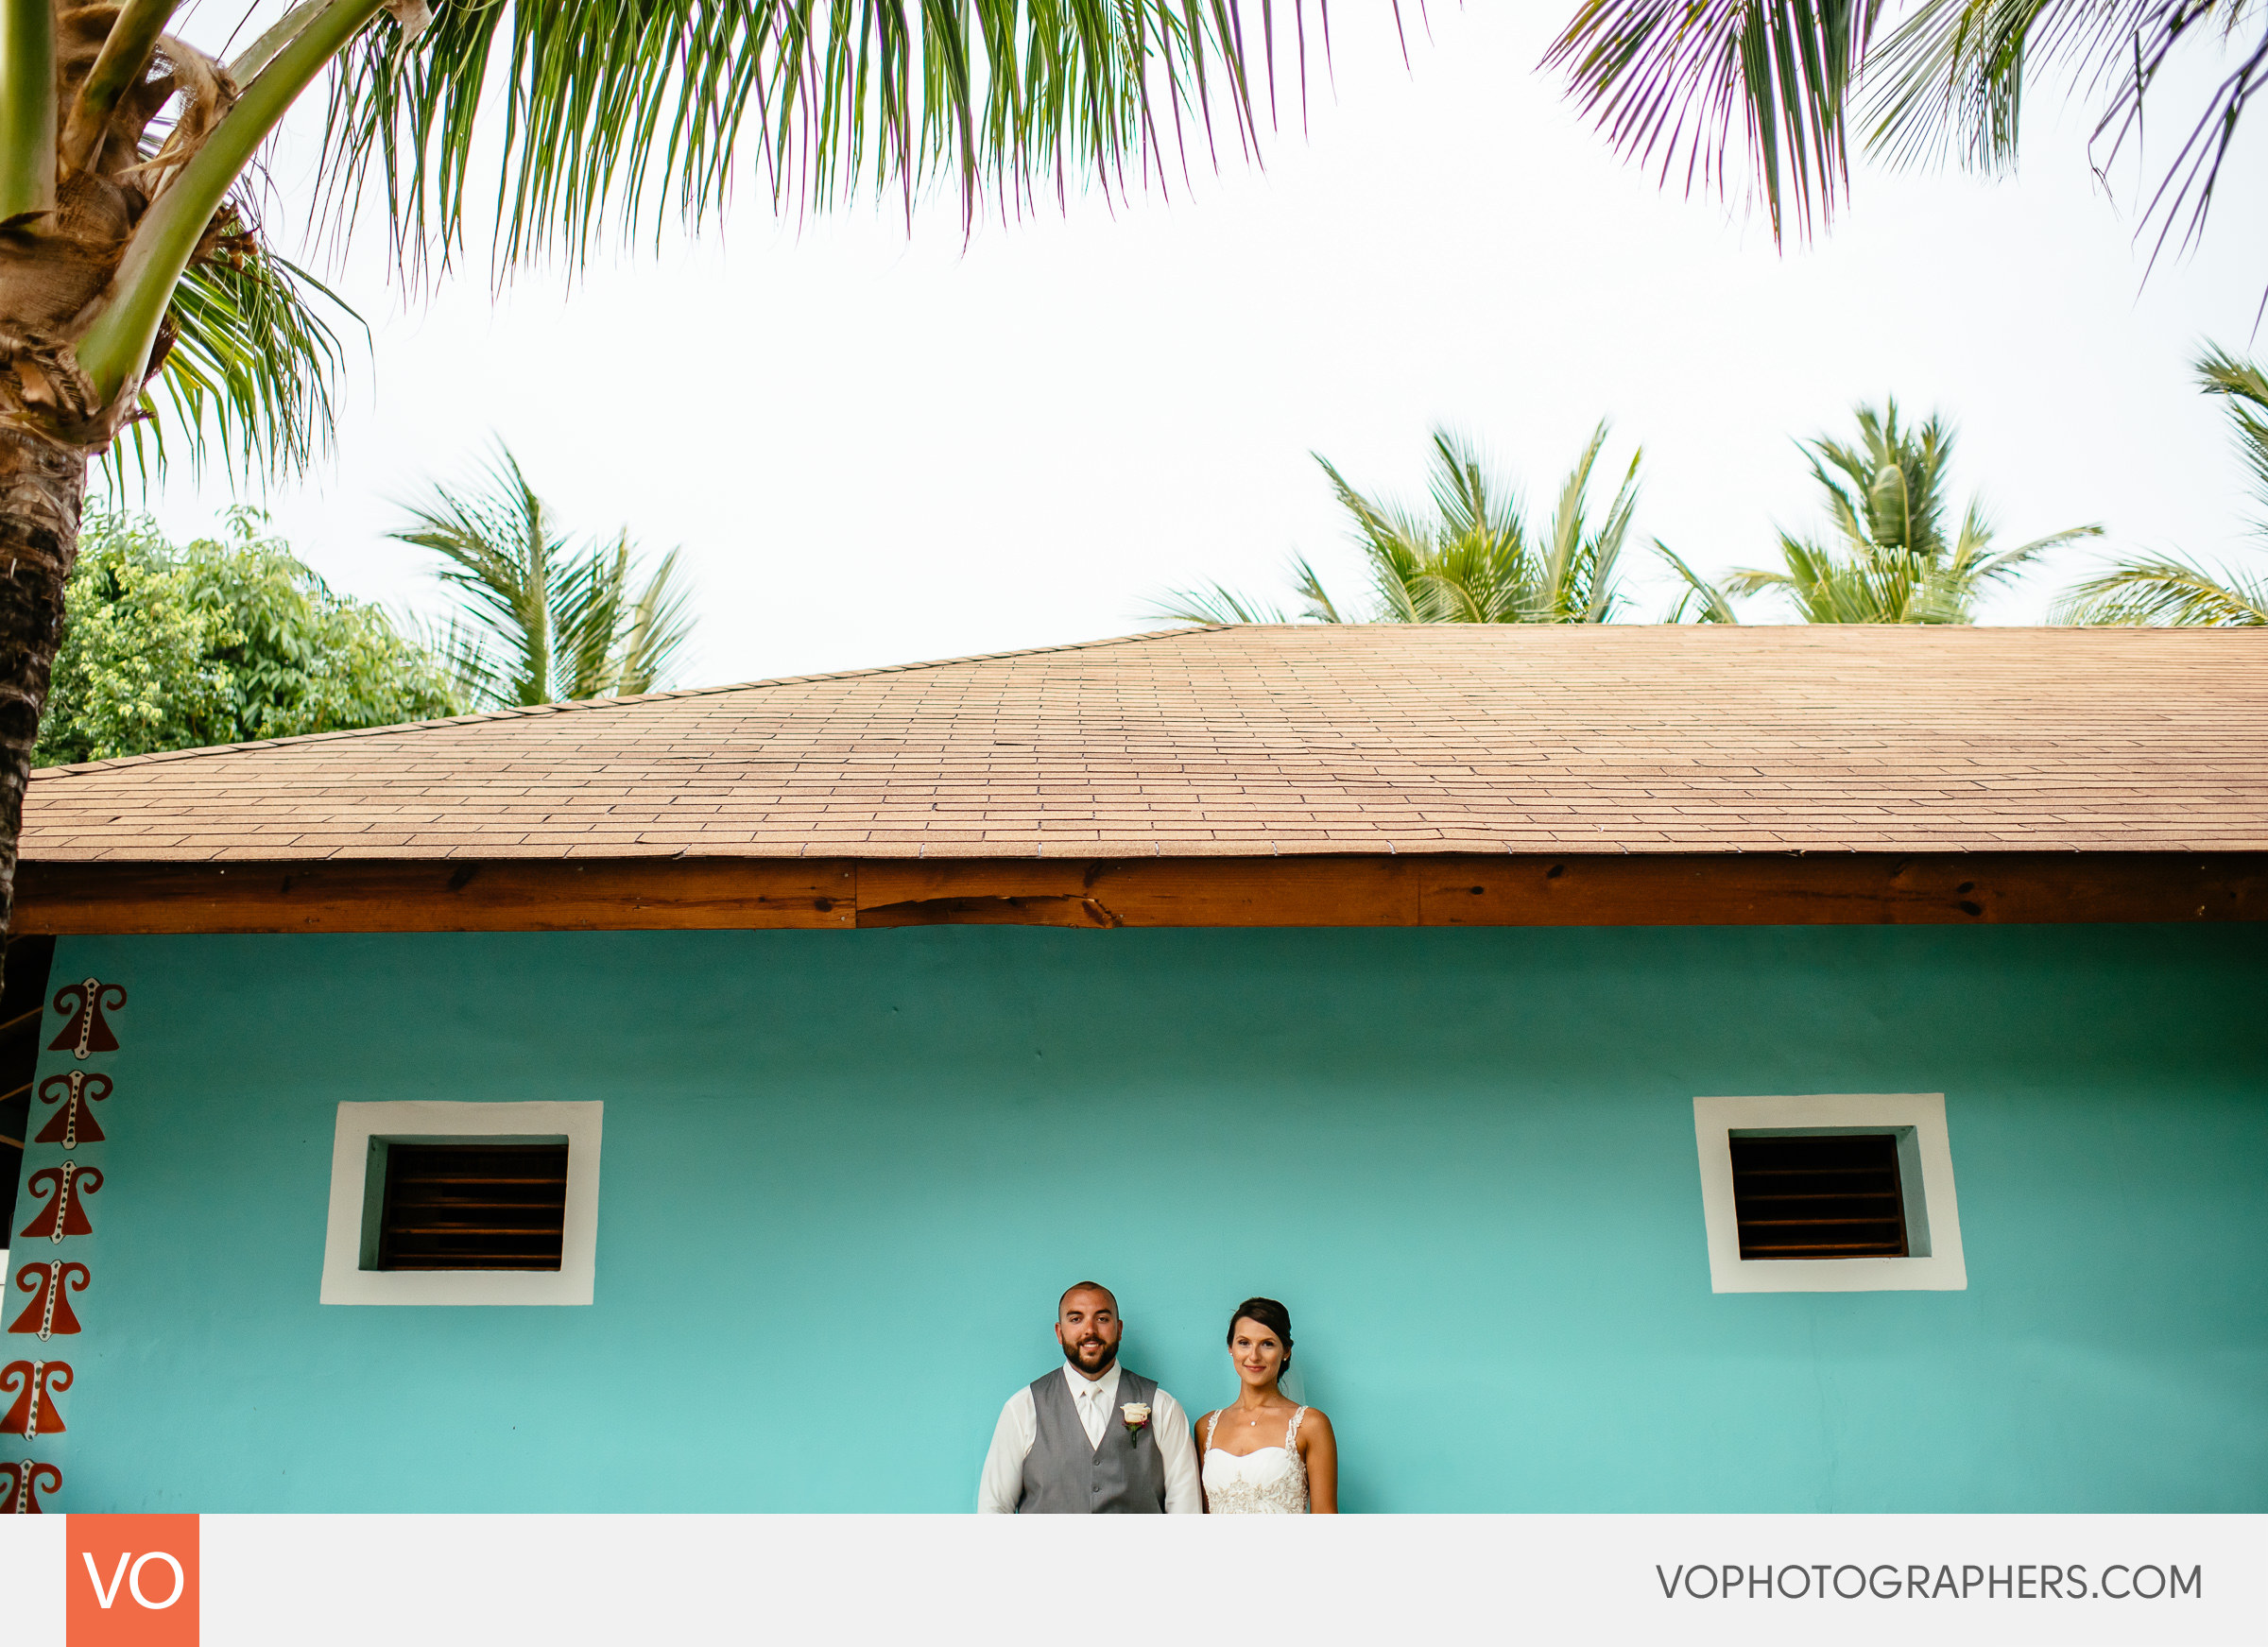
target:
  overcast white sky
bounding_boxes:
[127,5,2268,688]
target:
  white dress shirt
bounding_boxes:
[977,1361,1202,1514]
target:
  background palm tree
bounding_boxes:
[1546,0,2260,268]
[2055,348,2268,626]
[1662,401,2100,623]
[0,2,1286,949]
[397,446,694,708]
[1156,424,1641,626]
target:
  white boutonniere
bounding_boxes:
[1121,1401,1152,1442]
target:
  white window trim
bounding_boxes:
[319,1101,602,1306]
[1693,1093,1966,1294]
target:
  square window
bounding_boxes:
[1693,1094,1966,1293]
[320,1102,601,1306]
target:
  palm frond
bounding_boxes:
[1727,532,1891,621]
[2197,342,2268,530]
[610,544,696,694]
[420,611,507,708]
[399,442,698,703]
[2053,553,2268,625]
[1317,425,1639,625]
[1411,433,1528,624]
[1964,521,2103,583]
[1865,0,2048,173]
[1150,424,1640,630]
[105,231,360,489]
[2050,343,2268,626]
[1914,501,2093,621]
[391,444,564,705]
[1286,554,1345,624]
[1544,0,1883,241]
[1718,559,1797,599]
[552,539,627,701]
[1656,540,1743,622]
[1145,581,1292,626]
[1315,452,1435,623]
[317,1,1303,282]
[1553,426,1642,622]
[2196,342,2268,413]
[1537,421,1606,617]
[1555,0,2265,275]
[1865,0,2267,272]
[2087,0,2266,271]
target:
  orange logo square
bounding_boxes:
[65,1515,198,1647]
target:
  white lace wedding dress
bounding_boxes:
[1201,1405,1310,1514]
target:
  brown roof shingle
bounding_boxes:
[22,624,2268,863]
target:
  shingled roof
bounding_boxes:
[21,624,2268,864]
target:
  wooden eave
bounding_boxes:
[14,850,2265,935]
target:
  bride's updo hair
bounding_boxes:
[1227,1297,1295,1368]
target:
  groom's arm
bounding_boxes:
[1153,1392,1202,1515]
[976,1389,1037,1514]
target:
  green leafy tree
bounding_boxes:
[2055,348,2268,626]
[1661,401,2099,623]
[397,445,694,708]
[1157,425,1641,626]
[1546,0,2261,266]
[32,512,232,764]
[0,3,1287,949]
[35,507,457,765]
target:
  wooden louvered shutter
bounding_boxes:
[376,1142,569,1271]
[1729,1133,1908,1259]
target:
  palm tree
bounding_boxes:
[2055,348,2268,626]
[1546,0,2259,266]
[395,445,694,709]
[1155,424,1641,626]
[0,4,1289,947]
[1660,401,2100,623]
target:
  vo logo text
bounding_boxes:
[66,1516,197,1646]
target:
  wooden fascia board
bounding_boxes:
[11,852,2265,935]
[12,858,860,935]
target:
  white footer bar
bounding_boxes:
[1,1513,2259,1645]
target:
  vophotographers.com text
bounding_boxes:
[1656,1563,2203,1602]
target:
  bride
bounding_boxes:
[1198,1297,1338,1514]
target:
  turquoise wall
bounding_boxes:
[7,923,2263,1512]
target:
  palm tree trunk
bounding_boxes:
[0,425,85,974]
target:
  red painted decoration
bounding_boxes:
[0,1360,70,1438]
[9,1262,90,1338]
[48,978,127,1059]
[16,1164,102,1243]
[32,1071,109,1148]
[0,1459,60,1512]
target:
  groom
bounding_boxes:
[976,1280,1202,1513]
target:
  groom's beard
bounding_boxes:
[1061,1335,1118,1376]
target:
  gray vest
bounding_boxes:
[1016,1367,1166,1514]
